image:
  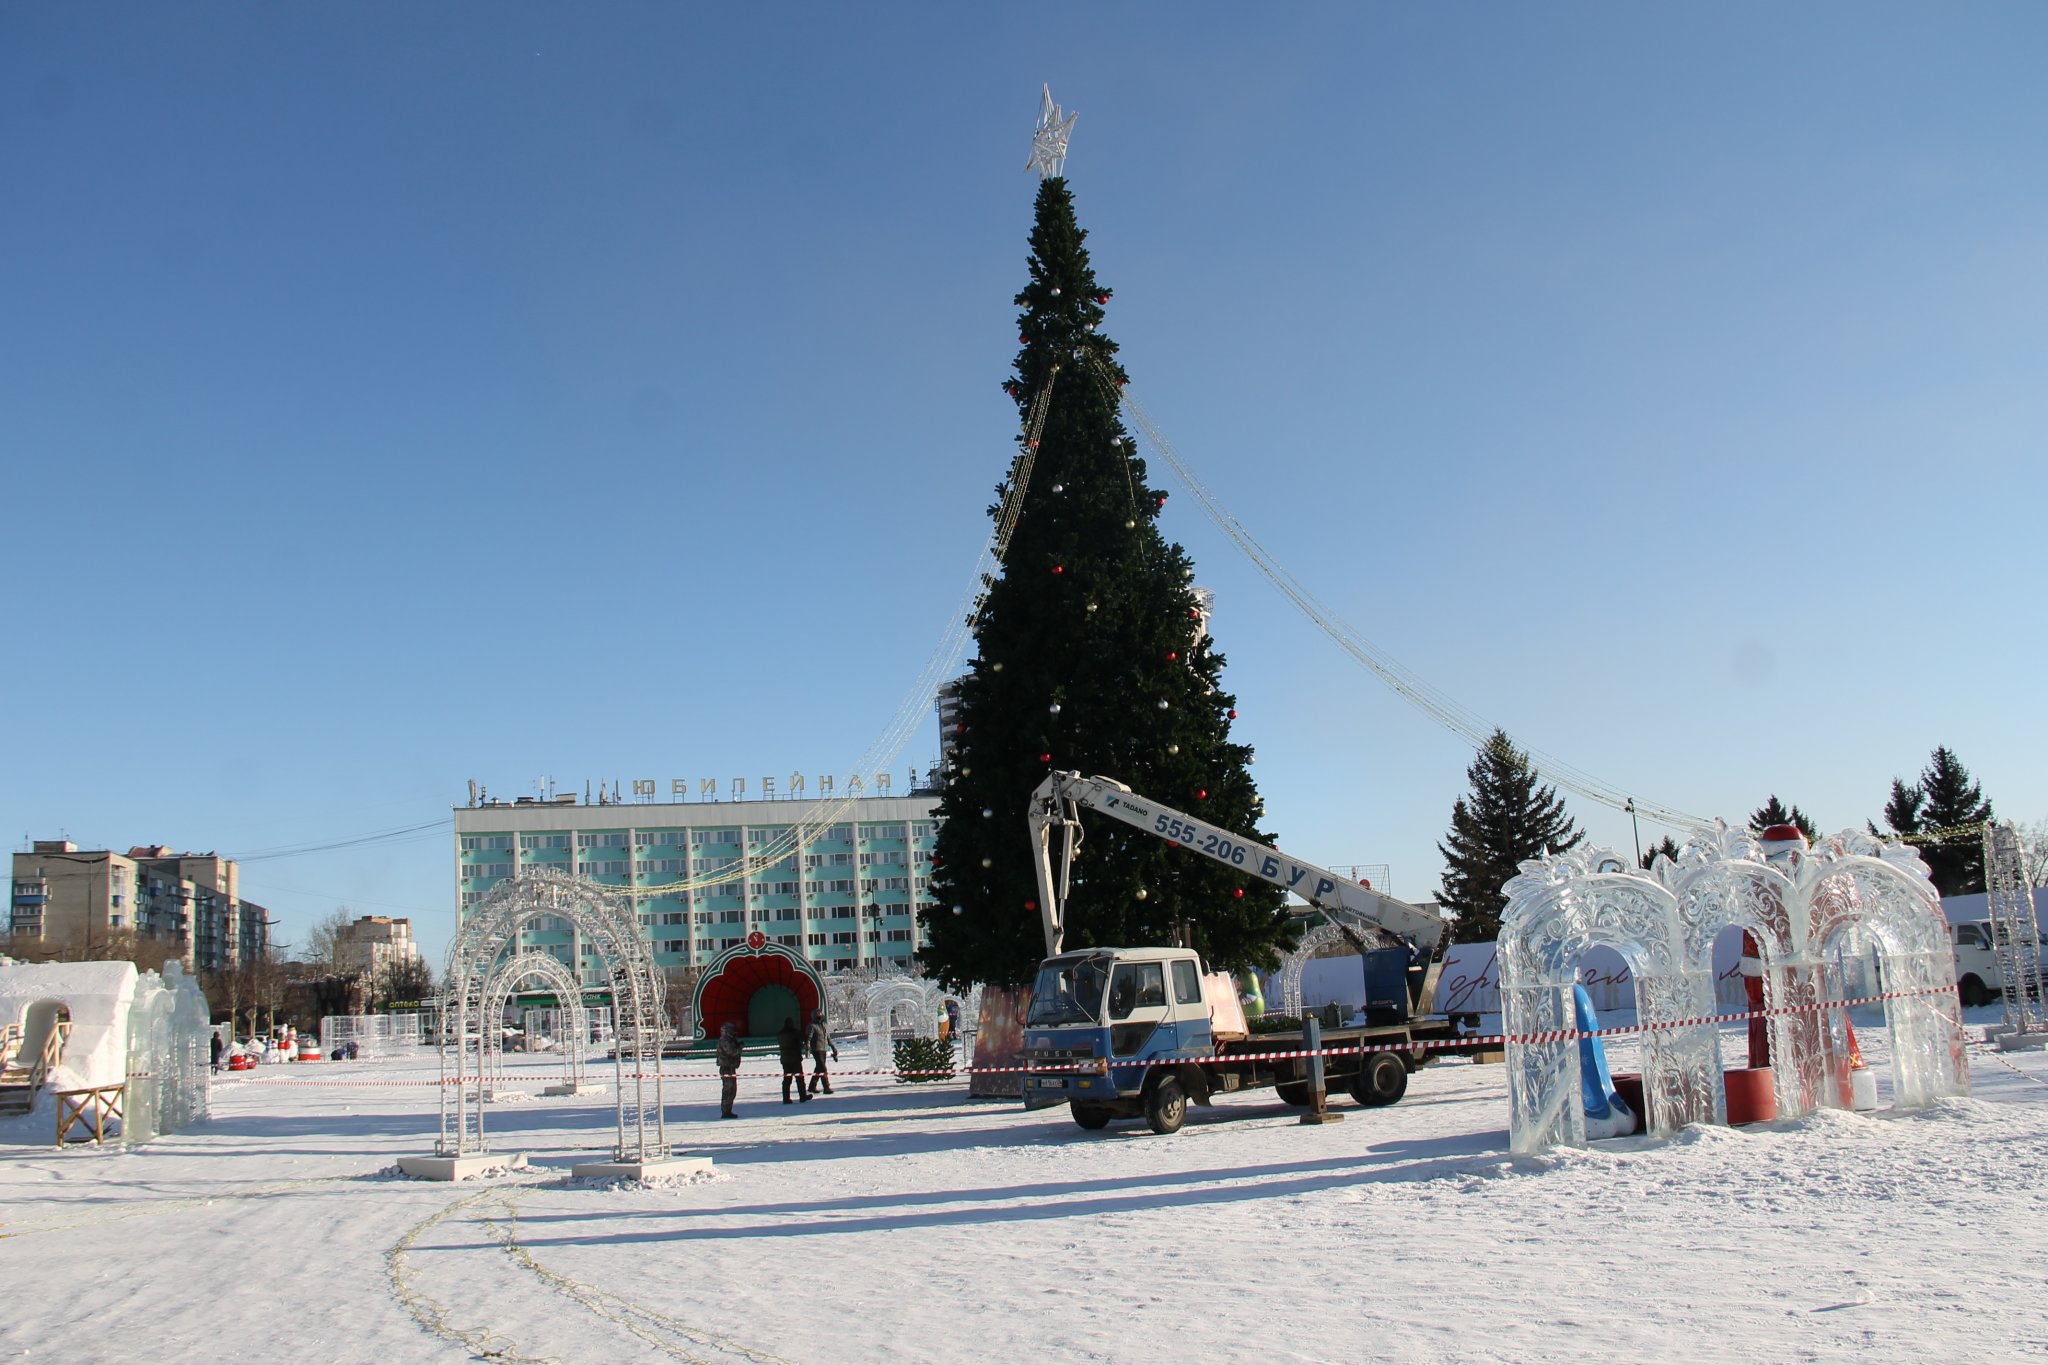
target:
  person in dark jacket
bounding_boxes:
[806,1015,839,1096]
[210,1031,224,1073]
[776,1017,809,1104]
[716,1021,743,1119]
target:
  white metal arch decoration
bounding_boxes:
[1272,923,1351,1017]
[481,950,591,1097]
[865,978,941,1069]
[438,870,667,1163]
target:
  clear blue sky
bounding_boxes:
[5,5,2043,966]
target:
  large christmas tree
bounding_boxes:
[916,176,1293,991]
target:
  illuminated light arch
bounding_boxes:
[438,870,666,1163]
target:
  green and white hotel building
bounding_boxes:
[454,792,941,983]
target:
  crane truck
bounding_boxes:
[1019,771,1474,1134]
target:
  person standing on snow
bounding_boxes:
[716,1021,743,1119]
[806,1014,838,1096]
[776,1017,810,1104]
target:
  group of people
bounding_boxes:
[714,1014,837,1119]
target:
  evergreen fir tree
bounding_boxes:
[1916,747,1993,895]
[1874,777,1924,841]
[916,178,1291,991]
[1749,794,1820,842]
[1640,835,1681,871]
[1437,730,1583,944]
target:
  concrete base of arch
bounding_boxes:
[543,1080,607,1096]
[570,1155,712,1182]
[1990,1027,2048,1052]
[398,1152,530,1182]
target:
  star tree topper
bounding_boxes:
[1026,84,1077,179]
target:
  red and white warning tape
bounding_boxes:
[221,984,1964,1086]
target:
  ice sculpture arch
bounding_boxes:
[481,950,589,1096]
[1501,825,1968,1153]
[865,978,941,1069]
[1500,847,1710,1152]
[1273,923,1351,1017]
[439,870,666,1162]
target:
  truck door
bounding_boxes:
[1106,961,1172,1058]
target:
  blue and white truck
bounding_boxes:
[1018,772,1469,1134]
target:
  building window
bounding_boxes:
[806,933,826,947]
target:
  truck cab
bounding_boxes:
[1020,946,1220,1132]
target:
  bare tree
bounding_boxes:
[376,955,436,1009]
[305,907,355,973]
[2023,819,2048,890]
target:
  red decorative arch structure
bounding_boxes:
[693,937,825,1040]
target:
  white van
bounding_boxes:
[1952,920,2003,1007]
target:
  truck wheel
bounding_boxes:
[1350,1052,1408,1107]
[1071,1103,1114,1130]
[1145,1076,1187,1134]
[1959,975,1989,1008]
[1274,1080,1311,1107]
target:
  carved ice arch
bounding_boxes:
[1502,826,1968,1153]
[1500,847,1714,1153]
[439,870,666,1162]
[481,950,590,1096]
[865,978,942,1068]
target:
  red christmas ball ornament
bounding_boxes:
[1051,564,1064,575]
[1024,900,1037,912]
[1233,888,1244,900]
[1228,709,1238,719]
[1189,609,1201,620]
[1039,753,1052,763]
[953,723,965,733]
[1166,651,1178,662]
[1019,333,1029,343]
[1094,293,1109,304]
[1196,789,1208,801]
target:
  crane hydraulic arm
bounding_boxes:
[1027,771,1447,958]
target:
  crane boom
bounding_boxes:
[1027,771,1446,957]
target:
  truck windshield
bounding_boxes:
[1027,958,1110,1026]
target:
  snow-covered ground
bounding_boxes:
[4,1008,2047,1364]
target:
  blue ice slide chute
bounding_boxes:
[1575,984,1636,1139]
